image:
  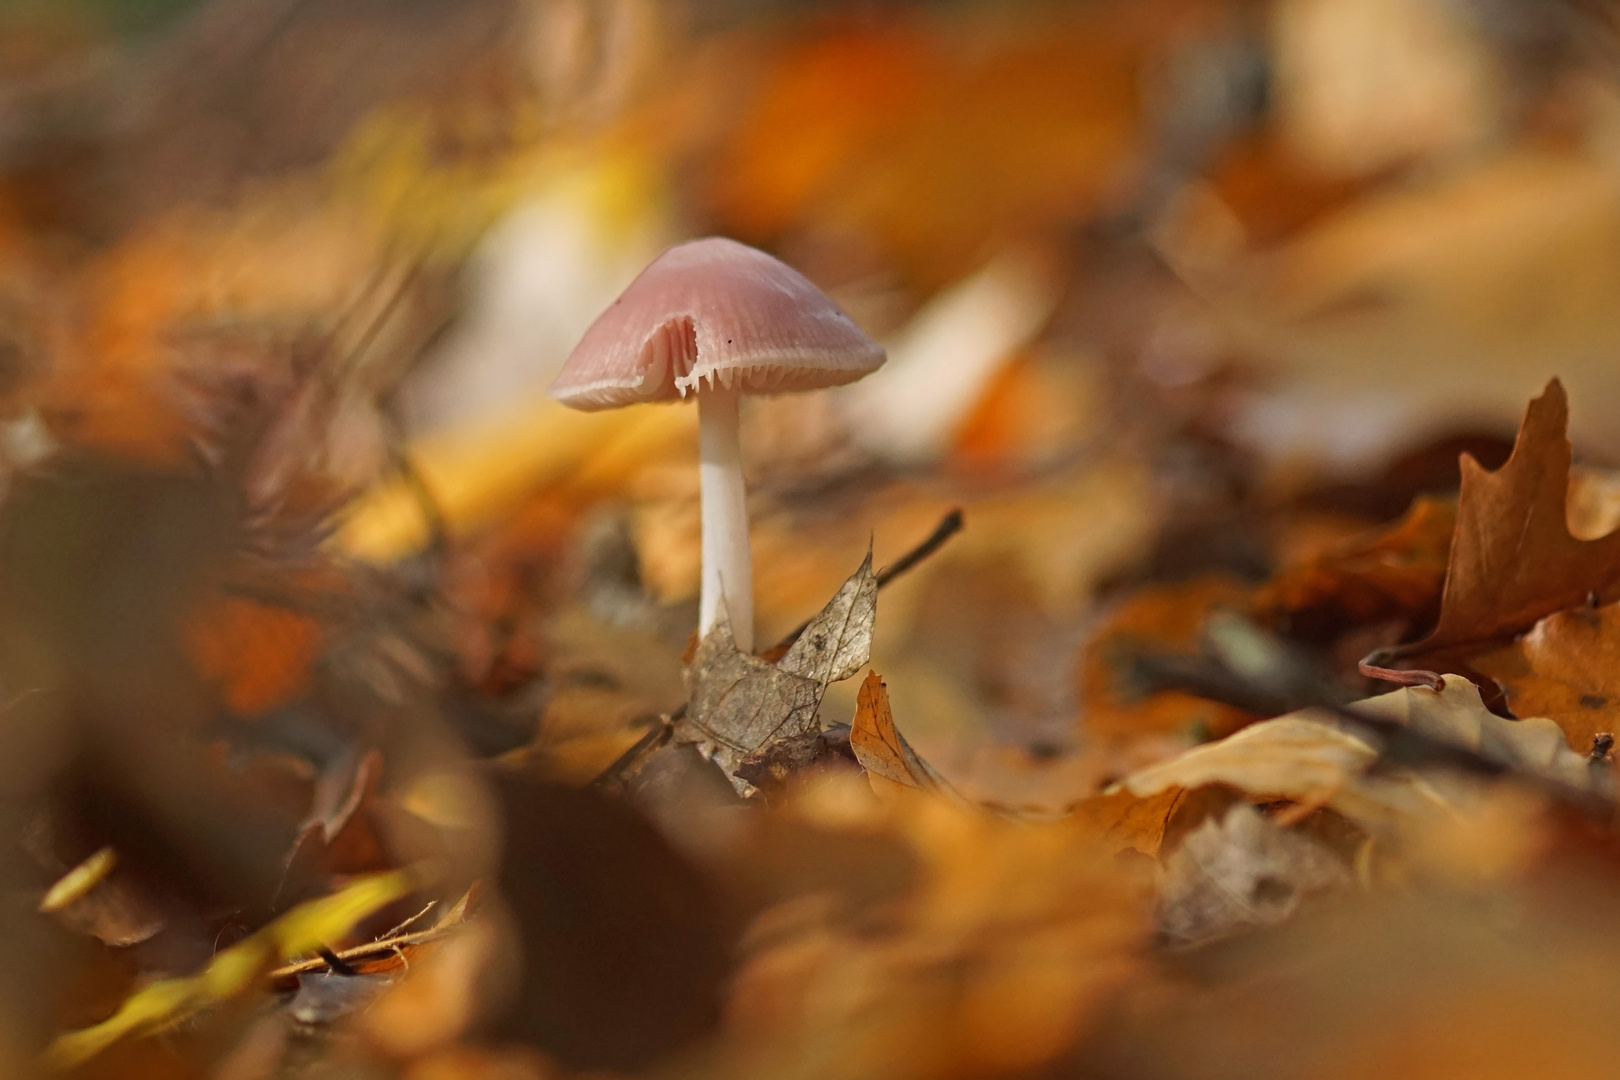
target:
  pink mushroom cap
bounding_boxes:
[547,237,885,410]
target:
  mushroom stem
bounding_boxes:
[697,385,754,653]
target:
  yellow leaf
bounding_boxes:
[38,847,117,914]
[45,868,417,1070]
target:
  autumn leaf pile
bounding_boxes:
[7,1,1620,1079]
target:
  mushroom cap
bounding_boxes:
[547,237,885,410]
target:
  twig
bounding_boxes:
[270,890,472,981]
[773,508,964,655]
[877,508,964,588]
[269,922,459,981]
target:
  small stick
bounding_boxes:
[771,508,964,656]
[877,508,964,589]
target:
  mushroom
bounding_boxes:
[548,237,886,654]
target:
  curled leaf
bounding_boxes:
[849,670,960,800]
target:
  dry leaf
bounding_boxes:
[1069,786,1187,860]
[1356,674,1594,791]
[1371,380,1620,676]
[775,550,879,691]
[849,670,958,800]
[679,553,877,790]
[1425,380,1620,643]
[1121,675,1598,838]
[1156,804,1351,947]
[1121,714,1379,810]
[37,846,165,948]
[1251,494,1455,631]
[1475,602,1620,753]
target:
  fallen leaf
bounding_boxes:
[1069,786,1187,860]
[1121,675,1598,838]
[37,846,165,948]
[1422,381,1620,647]
[774,551,878,693]
[1475,602,1620,754]
[680,613,822,787]
[1357,674,1594,792]
[849,670,959,801]
[1156,804,1350,947]
[1120,714,1379,812]
[679,553,876,790]
[1376,382,1620,681]
[1251,494,1455,634]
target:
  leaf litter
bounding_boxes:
[13,4,1620,1080]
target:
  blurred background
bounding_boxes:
[4,0,1620,1077]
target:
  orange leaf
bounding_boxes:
[849,670,956,799]
[185,595,323,715]
[1474,602,1620,754]
[1252,495,1455,631]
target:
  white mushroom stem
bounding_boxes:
[698,385,754,653]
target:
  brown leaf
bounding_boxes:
[37,846,165,948]
[776,549,878,690]
[680,554,877,791]
[849,670,959,800]
[1121,714,1380,814]
[1251,494,1455,632]
[1389,380,1620,668]
[1474,602,1620,754]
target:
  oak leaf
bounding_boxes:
[1378,380,1620,675]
